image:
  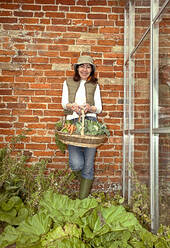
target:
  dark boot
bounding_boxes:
[73,170,81,180]
[79,177,93,200]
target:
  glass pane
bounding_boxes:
[123,133,131,199]
[135,1,150,47]
[159,0,169,7]
[134,133,150,184]
[132,132,151,228]
[125,63,130,130]
[159,4,170,128]
[133,31,150,130]
[159,133,170,226]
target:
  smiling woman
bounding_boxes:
[78,64,92,80]
[61,55,102,200]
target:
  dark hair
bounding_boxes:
[73,64,98,84]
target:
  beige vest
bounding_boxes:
[64,78,97,115]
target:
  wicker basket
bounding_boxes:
[57,131,107,148]
[57,110,107,148]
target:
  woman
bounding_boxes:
[61,55,102,199]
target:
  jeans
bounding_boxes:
[68,116,97,180]
[68,145,96,180]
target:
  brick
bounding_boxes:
[34,90,46,96]
[7,103,26,109]
[26,144,46,150]
[88,14,107,19]
[3,96,18,102]
[27,123,46,129]
[0,4,20,9]
[0,123,12,128]
[46,12,65,18]
[99,72,115,78]
[22,4,41,10]
[31,64,52,70]
[46,25,66,32]
[44,110,63,116]
[40,117,61,123]
[70,6,90,12]
[55,0,75,4]
[31,136,51,143]
[38,51,59,57]
[19,116,39,123]
[99,27,119,33]
[42,5,58,11]
[12,109,32,115]
[91,46,112,52]
[14,11,33,17]
[33,110,43,116]
[48,45,68,51]
[13,123,24,128]
[87,0,107,6]
[20,18,39,24]
[14,90,33,96]
[0,116,16,122]
[76,39,96,45]
[112,7,124,13]
[0,56,11,62]
[24,25,45,31]
[31,97,51,103]
[0,89,12,95]
[0,17,17,23]
[3,24,23,30]
[92,7,111,12]
[0,129,14,135]
[33,151,54,156]
[29,84,51,89]
[0,76,14,82]
[28,103,47,109]
[68,26,88,32]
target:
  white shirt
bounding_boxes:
[62,79,102,120]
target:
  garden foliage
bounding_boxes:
[0,134,169,248]
[0,191,169,248]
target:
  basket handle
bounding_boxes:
[81,109,85,136]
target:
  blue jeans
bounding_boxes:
[68,116,97,180]
[68,145,96,180]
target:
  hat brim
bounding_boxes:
[74,63,96,72]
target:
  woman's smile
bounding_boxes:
[78,63,92,80]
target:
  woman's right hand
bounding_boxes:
[66,103,81,115]
[71,103,81,115]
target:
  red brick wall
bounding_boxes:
[0,0,125,191]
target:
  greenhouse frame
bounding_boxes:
[123,0,170,233]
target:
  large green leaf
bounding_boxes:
[14,210,51,247]
[42,236,90,248]
[40,191,98,224]
[100,205,139,231]
[0,207,28,225]
[81,205,138,240]
[0,196,23,211]
[18,210,51,236]
[0,195,29,225]
[90,230,132,248]
[41,223,83,247]
[0,225,19,248]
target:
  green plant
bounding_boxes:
[55,121,67,153]
[124,164,151,229]
[0,191,169,248]
[0,133,75,215]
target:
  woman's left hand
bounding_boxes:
[80,104,96,113]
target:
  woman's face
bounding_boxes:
[78,63,92,80]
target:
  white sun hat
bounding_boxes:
[74,55,96,72]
